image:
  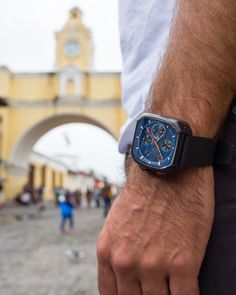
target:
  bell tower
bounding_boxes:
[55,7,93,71]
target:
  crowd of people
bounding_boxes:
[15,184,44,206]
[0,178,5,209]
[55,180,117,234]
[11,178,118,234]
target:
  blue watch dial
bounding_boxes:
[132,116,179,170]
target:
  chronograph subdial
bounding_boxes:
[161,139,172,152]
[151,124,166,141]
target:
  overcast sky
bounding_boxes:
[0,0,122,72]
[34,124,125,184]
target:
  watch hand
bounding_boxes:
[147,128,163,160]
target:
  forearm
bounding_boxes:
[149,0,236,137]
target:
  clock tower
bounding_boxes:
[55,7,93,71]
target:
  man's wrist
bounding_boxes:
[148,94,231,138]
[124,152,213,204]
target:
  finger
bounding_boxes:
[112,257,142,295]
[98,263,118,295]
[138,256,170,295]
[169,275,199,295]
[111,252,142,295]
[116,276,142,295]
[141,276,170,295]
[113,274,143,295]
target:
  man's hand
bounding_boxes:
[97,162,214,294]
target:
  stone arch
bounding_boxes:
[10,113,116,176]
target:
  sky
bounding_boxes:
[34,124,125,184]
[0,0,122,72]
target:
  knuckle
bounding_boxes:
[97,237,110,264]
[170,254,191,274]
[112,250,136,273]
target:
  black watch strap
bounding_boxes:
[179,136,217,167]
[180,136,236,167]
[179,136,236,167]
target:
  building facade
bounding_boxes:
[0,7,126,201]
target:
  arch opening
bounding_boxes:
[10,113,116,176]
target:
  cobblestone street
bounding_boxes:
[0,204,104,295]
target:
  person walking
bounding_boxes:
[97,0,236,294]
[59,193,75,234]
[86,189,93,208]
[74,189,82,208]
[0,179,4,209]
[101,183,112,218]
[93,181,101,208]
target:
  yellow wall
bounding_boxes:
[34,163,42,188]
[61,171,67,188]
[0,108,8,160]
[1,73,122,101]
[88,75,121,100]
[0,70,11,97]
[10,74,58,100]
[4,175,27,201]
[54,171,62,188]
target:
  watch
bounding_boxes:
[131,113,234,174]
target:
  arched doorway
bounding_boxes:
[10,113,116,176]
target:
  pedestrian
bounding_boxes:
[54,187,62,206]
[36,185,44,202]
[101,183,112,218]
[20,183,31,206]
[0,179,4,209]
[93,180,101,208]
[86,189,93,208]
[97,0,236,294]
[74,189,82,208]
[58,192,75,234]
[36,185,45,212]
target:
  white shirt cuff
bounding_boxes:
[118,111,143,154]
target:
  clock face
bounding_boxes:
[131,116,179,170]
[64,41,80,57]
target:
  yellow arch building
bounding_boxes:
[0,7,126,201]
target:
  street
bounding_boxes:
[0,203,104,295]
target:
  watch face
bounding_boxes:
[64,41,80,57]
[132,116,180,170]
